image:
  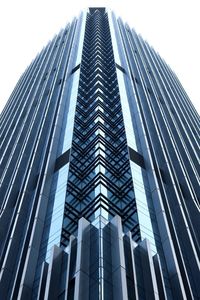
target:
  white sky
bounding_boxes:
[0,0,199,114]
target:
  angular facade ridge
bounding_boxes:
[38,216,167,300]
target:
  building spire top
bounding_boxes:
[89,7,105,14]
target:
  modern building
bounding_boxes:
[0,7,199,300]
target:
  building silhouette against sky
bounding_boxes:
[0,7,199,300]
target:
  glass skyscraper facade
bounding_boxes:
[0,7,199,300]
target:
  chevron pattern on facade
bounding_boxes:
[61,9,140,247]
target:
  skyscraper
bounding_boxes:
[0,6,199,299]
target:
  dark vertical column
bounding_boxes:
[43,246,63,299]
[139,239,159,299]
[74,218,90,300]
[109,216,129,300]
[37,262,48,300]
[123,233,139,300]
[153,254,167,300]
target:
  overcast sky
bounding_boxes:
[0,0,199,114]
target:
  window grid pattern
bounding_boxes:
[61,9,140,247]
